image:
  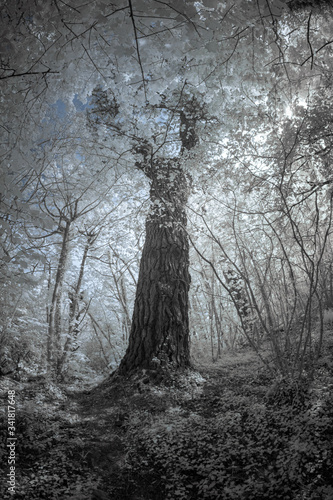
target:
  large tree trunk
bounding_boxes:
[118,159,191,374]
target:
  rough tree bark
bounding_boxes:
[118,99,199,374]
[118,159,191,373]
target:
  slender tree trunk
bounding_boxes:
[108,251,132,342]
[47,220,71,370]
[57,237,90,373]
[118,159,191,373]
[327,264,333,309]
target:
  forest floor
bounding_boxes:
[1,344,333,500]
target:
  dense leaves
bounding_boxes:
[126,379,333,499]
[1,343,333,500]
[0,380,100,500]
[1,0,333,377]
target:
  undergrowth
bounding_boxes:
[0,388,100,500]
[1,349,333,500]
[123,392,333,500]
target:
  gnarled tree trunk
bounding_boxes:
[118,159,191,373]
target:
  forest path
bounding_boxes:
[53,347,273,480]
[61,346,272,427]
[58,348,275,499]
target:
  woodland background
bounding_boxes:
[1,1,333,499]
[1,0,333,380]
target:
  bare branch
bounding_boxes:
[128,0,147,101]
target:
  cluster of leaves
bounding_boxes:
[127,390,333,500]
[0,405,100,500]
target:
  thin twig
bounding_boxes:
[128,0,147,101]
[306,11,314,70]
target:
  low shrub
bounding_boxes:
[0,408,99,500]
[128,392,333,499]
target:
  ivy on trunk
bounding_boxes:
[118,159,191,373]
[118,97,201,374]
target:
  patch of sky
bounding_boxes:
[39,95,92,124]
[51,99,67,119]
[158,108,171,125]
[73,94,93,112]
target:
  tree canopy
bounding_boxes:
[1,0,333,378]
